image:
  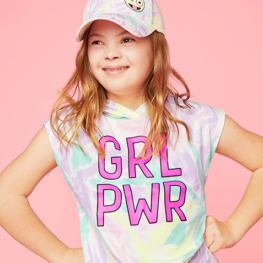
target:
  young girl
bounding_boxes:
[0,0,263,262]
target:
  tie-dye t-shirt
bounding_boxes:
[43,95,225,263]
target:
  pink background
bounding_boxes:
[0,0,263,262]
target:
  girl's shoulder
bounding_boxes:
[165,94,225,122]
[43,106,73,127]
[43,106,75,142]
[165,95,226,144]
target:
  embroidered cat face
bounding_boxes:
[125,0,145,12]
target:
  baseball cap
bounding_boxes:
[76,0,165,42]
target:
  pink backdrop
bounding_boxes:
[1,0,263,262]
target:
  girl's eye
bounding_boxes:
[122,38,134,43]
[91,38,134,45]
[92,40,103,45]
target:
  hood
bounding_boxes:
[103,100,149,120]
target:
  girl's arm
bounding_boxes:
[204,115,263,253]
[0,127,84,263]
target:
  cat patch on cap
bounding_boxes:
[125,0,145,12]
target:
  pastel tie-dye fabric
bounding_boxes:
[76,0,165,41]
[43,95,225,262]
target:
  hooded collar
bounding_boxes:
[103,100,149,120]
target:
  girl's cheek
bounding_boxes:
[88,51,99,68]
[126,50,143,65]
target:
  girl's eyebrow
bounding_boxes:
[89,30,130,39]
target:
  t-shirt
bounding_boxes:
[43,95,225,263]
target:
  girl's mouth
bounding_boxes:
[103,66,130,75]
[129,4,141,11]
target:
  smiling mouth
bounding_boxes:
[129,4,141,11]
[103,66,130,72]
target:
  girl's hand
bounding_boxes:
[59,248,85,263]
[204,215,242,253]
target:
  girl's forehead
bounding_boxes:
[89,20,131,36]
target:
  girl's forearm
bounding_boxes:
[225,166,263,240]
[0,195,69,263]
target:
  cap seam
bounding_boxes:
[86,12,156,30]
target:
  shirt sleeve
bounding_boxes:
[42,108,75,192]
[165,96,226,185]
[210,107,225,160]
[43,118,61,168]
[187,100,226,184]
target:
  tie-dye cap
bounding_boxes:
[76,0,165,41]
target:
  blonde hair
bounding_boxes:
[50,27,193,159]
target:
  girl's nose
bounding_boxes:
[104,46,122,61]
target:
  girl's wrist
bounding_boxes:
[50,246,70,263]
[57,248,85,263]
[224,218,246,244]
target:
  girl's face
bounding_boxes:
[87,20,154,101]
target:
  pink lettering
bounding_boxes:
[97,184,122,226]
[160,143,182,177]
[99,136,122,180]
[123,184,160,225]
[163,181,187,221]
[126,136,154,178]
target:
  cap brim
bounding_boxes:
[76,12,156,42]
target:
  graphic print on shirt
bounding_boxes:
[125,0,145,12]
[43,97,225,262]
[98,136,122,180]
[97,135,187,227]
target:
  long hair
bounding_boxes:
[50,27,193,159]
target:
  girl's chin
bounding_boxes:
[100,80,145,96]
[102,83,134,92]
[103,88,132,95]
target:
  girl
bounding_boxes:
[0,0,263,262]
